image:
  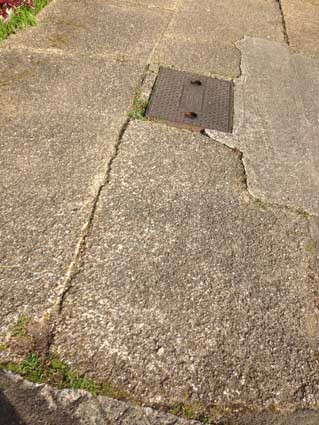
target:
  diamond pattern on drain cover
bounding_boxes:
[146,67,233,133]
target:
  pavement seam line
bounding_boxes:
[109,0,176,12]
[147,0,184,64]
[0,45,145,65]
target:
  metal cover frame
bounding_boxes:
[146,67,233,133]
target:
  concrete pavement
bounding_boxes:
[1,0,319,423]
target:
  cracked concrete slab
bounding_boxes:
[0,49,143,342]
[206,37,319,215]
[3,0,171,60]
[53,121,319,420]
[151,0,284,76]
[281,0,319,58]
[0,371,201,425]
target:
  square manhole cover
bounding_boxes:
[146,67,233,133]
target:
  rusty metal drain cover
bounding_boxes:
[146,67,233,133]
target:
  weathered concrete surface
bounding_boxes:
[0,49,143,341]
[281,0,319,57]
[206,37,319,215]
[231,410,319,425]
[1,1,319,424]
[53,121,319,419]
[151,0,284,76]
[0,371,201,425]
[3,0,171,60]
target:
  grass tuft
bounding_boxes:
[0,0,50,41]
[2,354,44,383]
[168,402,211,423]
[128,93,149,120]
[252,198,267,210]
[0,352,128,400]
[21,353,44,382]
[11,314,27,337]
[0,344,9,352]
[305,240,317,254]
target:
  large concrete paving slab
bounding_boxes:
[206,37,319,215]
[151,0,284,76]
[0,49,143,341]
[281,0,319,57]
[3,0,171,60]
[53,121,319,420]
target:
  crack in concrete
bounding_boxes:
[276,0,290,44]
[54,121,131,315]
[40,66,152,351]
[39,122,131,348]
[206,37,319,218]
[205,131,314,221]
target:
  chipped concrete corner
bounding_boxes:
[0,371,201,425]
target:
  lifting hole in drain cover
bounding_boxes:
[146,67,233,133]
[185,112,198,119]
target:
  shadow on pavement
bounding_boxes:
[0,391,25,425]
